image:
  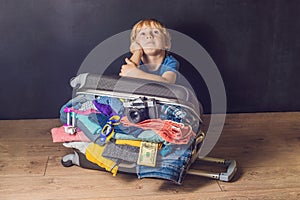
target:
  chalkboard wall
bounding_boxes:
[1,0,299,119]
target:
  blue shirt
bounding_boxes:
[139,54,179,76]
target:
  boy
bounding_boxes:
[119,19,179,84]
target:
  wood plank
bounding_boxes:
[0,118,61,130]
[45,155,102,176]
[0,174,220,200]
[202,112,300,137]
[0,112,300,200]
[0,155,48,176]
[0,140,68,158]
[1,175,299,200]
[45,155,221,190]
[0,122,59,141]
[206,131,300,168]
[208,149,300,168]
[201,112,300,168]
[219,165,300,191]
[88,188,300,200]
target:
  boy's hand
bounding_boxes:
[130,41,143,54]
[119,58,142,77]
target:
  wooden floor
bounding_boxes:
[1,112,300,200]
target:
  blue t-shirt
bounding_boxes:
[139,54,179,76]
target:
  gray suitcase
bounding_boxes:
[60,73,237,184]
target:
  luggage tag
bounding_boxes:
[137,142,158,167]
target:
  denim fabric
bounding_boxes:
[136,144,192,185]
[91,113,109,127]
[183,110,200,133]
[114,124,143,137]
[160,144,177,157]
[159,104,186,123]
[159,104,200,132]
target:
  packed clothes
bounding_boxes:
[52,94,201,184]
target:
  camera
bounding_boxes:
[123,97,158,123]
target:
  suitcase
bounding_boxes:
[56,73,237,184]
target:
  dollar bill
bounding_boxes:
[137,142,158,167]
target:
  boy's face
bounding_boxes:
[135,26,166,55]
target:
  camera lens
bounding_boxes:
[129,110,141,123]
[127,108,148,123]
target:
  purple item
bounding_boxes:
[93,100,117,116]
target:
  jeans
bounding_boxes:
[136,143,193,185]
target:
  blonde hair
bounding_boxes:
[130,19,171,50]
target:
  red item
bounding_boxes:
[51,126,90,143]
[120,117,195,144]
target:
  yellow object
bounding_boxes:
[85,143,118,176]
[115,139,142,147]
[115,139,163,149]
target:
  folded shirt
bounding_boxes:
[51,126,90,143]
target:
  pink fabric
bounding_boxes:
[51,126,90,143]
[120,117,195,144]
[65,108,100,115]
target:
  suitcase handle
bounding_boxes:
[187,157,237,182]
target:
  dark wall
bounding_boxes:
[1,0,299,119]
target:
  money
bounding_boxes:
[137,142,158,167]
